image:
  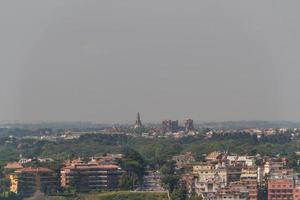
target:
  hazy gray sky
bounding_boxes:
[1,1,300,123]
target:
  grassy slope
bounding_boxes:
[24,191,169,200]
[81,191,169,200]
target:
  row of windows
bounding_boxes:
[269,184,293,188]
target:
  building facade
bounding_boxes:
[10,167,58,197]
[240,167,258,200]
[294,186,300,200]
[162,120,179,133]
[183,119,194,132]
[268,178,294,200]
[61,160,123,191]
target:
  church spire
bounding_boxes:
[134,112,142,129]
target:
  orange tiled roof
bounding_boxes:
[207,151,222,159]
[16,167,53,173]
[4,162,23,169]
[64,164,119,170]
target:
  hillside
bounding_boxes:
[82,191,169,200]
[24,191,169,200]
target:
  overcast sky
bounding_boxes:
[1,1,300,123]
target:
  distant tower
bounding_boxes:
[183,118,194,132]
[134,112,143,129]
[162,120,179,133]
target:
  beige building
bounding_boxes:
[193,164,227,184]
[216,183,249,200]
[240,167,258,200]
[193,163,227,198]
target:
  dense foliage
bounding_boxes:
[119,148,146,189]
[0,130,299,171]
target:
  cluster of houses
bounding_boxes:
[205,128,300,139]
[3,154,124,197]
[173,151,300,200]
[2,150,300,200]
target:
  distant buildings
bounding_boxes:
[162,120,179,133]
[162,118,194,133]
[183,119,194,132]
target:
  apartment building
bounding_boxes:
[268,178,294,200]
[294,186,300,200]
[172,152,196,168]
[10,167,58,197]
[61,159,123,191]
[193,163,227,198]
[240,167,258,200]
[216,183,249,200]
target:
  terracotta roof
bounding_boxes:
[4,162,23,169]
[64,164,119,170]
[206,151,223,159]
[16,167,53,173]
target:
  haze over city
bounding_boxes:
[1,1,300,122]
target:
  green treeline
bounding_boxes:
[0,131,299,170]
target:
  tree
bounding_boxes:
[161,175,180,192]
[160,160,180,193]
[188,194,203,200]
[119,174,133,190]
[120,148,146,189]
[160,161,176,175]
[170,187,187,200]
[122,147,145,167]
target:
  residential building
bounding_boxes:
[172,152,196,168]
[61,159,123,191]
[264,158,287,175]
[206,151,224,162]
[10,167,58,197]
[181,174,195,195]
[294,186,300,200]
[226,155,255,167]
[268,178,294,200]
[193,163,227,197]
[141,170,164,191]
[193,164,227,184]
[226,165,242,183]
[194,176,225,199]
[240,167,258,200]
[216,183,249,200]
[3,162,23,177]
